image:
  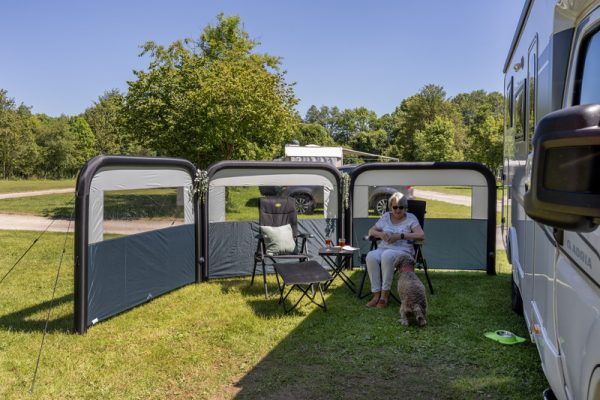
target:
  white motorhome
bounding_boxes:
[503,1,600,399]
[283,143,399,166]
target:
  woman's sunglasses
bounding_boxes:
[392,205,405,210]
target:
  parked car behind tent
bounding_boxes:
[260,164,413,215]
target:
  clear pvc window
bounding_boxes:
[102,187,185,238]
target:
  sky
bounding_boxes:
[0,1,524,118]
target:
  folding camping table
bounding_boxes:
[319,247,358,294]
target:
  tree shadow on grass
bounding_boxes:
[45,206,75,219]
[245,198,259,207]
[226,270,546,399]
[218,277,310,318]
[0,293,73,333]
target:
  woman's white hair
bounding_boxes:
[388,191,408,209]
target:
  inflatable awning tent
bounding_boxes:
[74,156,496,334]
[346,162,497,273]
[74,155,200,334]
[202,161,342,279]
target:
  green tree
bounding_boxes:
[376,111,402,142]
[414,116,462,161]
[69,116,97,164]
[0,90,39,178]
[304,106,381,145]
[0,90,18,178]
[394,84,464,160]
[453,90,503,171]
[452,90,503,127]
[332,107,379,144]
[35,116,81,178]
[293,123,336,146]
[377,108,405,159]
[12,105,39,177]
[304,105,341,141]
[304,105,330,126]
[348,129,388,155]
[124,14,298,167]
[83,89,127,154]
[464,111,503,172]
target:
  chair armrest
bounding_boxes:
[297,233,314,239]
[413,238,425,245]
[363,235,378,241]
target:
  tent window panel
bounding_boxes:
[219,185,330,222]
[411,186,477,219]
[103,187,185,238]
[354,185,486,220]
[225,186,261,221]
[352,183,415,218]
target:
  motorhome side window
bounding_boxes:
[514,83,525,142]
[575,27,600,105]
[505,78,513,128]
[527,37,537,152]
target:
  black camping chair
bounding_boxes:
[251,196,313,298]
[357,199,434,302]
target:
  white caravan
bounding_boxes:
[503,1,600,399]
[283,144,399,166]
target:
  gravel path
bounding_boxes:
[0,188,74,200]
[0,213,181,235]
[413,189,503,211]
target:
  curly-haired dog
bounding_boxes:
[395,256,427,327]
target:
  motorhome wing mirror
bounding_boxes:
[524,104,600,232]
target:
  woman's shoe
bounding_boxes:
[366,292,381,307]
[376,290,390,308]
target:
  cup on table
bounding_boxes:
[325,238,332,248]
[338,238,346,247]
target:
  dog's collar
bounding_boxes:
[399,265,415,273]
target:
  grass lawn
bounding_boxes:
[0,189,183,219]
[0,227,546,399]
[0,179,76,194]
[0,193,75,217]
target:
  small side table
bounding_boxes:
[273,260,332,313]
[318,247,358,294]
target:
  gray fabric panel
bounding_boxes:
[352,218,487,270]
[208,221,258,278]
[207,219,337,278]
[87,224,195,326]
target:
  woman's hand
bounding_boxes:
[368,227,384,240]
[387,233,400,243]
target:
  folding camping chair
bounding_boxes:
[251,196,314,298]
[357,199,434,302]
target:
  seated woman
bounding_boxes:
[365,192,425,308]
